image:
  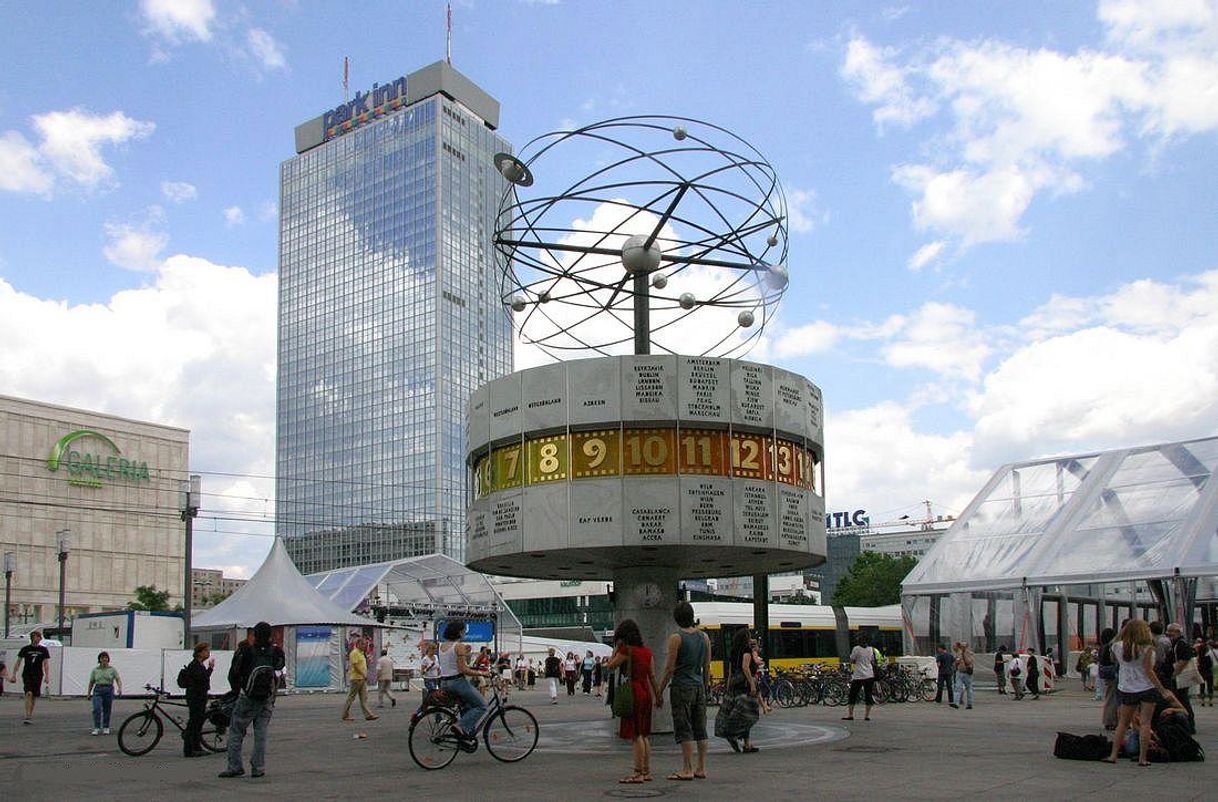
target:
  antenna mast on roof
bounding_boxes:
[343,56,350,101]
[446,3,453,65]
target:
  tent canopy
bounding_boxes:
[903,436,1218,595]
[193,538,377,629]
[306,553,523,635]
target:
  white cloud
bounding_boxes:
[0,253,277,575]
[161,180,198,203]
[140,0,216,44]
[32,108,155,189]
[882,302,990,381]
[843,5,1218,252]
[773,321,841,358]
[907,240,946,271]
[786,187,825,233]
[0,131,52,195]
[893,163,1041,244]
[103,223,169,272]
[223,206,246,227]
[247,28,287,70]
[840,37,937,129]
[825,400,986,517]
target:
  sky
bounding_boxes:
[1,0,1216,579]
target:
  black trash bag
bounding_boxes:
[1053,731,1111,761]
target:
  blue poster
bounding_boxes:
[434,619,495,642]
[295,626,332,688]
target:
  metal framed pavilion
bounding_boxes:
[901,436,1218,656]
[305,553,523,652]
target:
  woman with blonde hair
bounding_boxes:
[1105,620,1168,766]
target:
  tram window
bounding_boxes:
[811,630,835,657]
[773,629,803,659]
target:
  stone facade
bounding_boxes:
[0,395,189,625]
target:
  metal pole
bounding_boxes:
[4,569,12,639]
[633,272,650,355]
[753,573,770,663]
[184,512,193,648]
[58,551,67,633]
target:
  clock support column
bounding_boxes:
[613,564,680,733]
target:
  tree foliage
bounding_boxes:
[128,584,171,611]
[831,552,918,607]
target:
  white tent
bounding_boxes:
[194,538,375,629]
[193,538,386,690]
[901,436,1218,655]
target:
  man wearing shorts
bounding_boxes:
[11,631,51,724]
[658,601,712,781]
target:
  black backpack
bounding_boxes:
[1154,715,1205,762]
[177,663,192,689]
[242,646,278,701]
[1053,732,1110,761]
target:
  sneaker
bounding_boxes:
[218,769,245,779]
[391,698,397,708]
[251,769,265,778]
[22,719,31,725]
[91,729,100,736]
[102,728,110,735]
[365,714,379,721]
[966,705,973,709]
[949,704,958,709]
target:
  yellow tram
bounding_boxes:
[692,602,904,679]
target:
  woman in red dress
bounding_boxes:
[605,619,662,784]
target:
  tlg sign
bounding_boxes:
[826,509,868,529]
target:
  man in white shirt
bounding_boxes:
[375,650,396,708]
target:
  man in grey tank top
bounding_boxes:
[657,601,712,780]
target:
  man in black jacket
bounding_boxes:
[220,622,285,779]
[180,642,214,757]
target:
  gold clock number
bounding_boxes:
[583,437,607,468]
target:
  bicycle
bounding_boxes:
[408,674,538,770]
[117,684,227,757]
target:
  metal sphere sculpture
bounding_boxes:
[493,116,790,359]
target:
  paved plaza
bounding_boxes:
[1,682,1214,800]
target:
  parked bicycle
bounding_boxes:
[408,674,538,770]
[117,684,227,757]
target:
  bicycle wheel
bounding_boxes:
[772,680,795,708]
[118,711,164,756]
[918,679,936,702]
[409,707,460,770]
[484,705,538,763]
[199,723,226,753]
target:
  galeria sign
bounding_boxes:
[46,429,150,488]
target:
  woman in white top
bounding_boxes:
[437,621,491,747]
[1105,619,1167,766]
[842,633,876,722]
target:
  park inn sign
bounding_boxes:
[46,429,151,488]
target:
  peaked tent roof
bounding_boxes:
[903,436,1218,595]
[194,538,378,629]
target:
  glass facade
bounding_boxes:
[277,90,513,571]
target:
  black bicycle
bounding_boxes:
[408,675,538,770]
[117,684,227,757]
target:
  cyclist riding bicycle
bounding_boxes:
[437,621,491,751]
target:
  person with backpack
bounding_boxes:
[177,643,213,756]
[220,621,285,779]
[951,642,975,710]
[993,646,1007,695]
[1104,619,1169,766]
[1025,647,1041,699]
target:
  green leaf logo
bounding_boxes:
[46,429,120,472]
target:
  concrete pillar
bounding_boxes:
[753,573,770,662]
[613,564,680,733]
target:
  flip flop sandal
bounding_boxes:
[667,773,695,781]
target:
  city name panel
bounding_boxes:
[465,355,827,581]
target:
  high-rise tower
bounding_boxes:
[277,62,513,573]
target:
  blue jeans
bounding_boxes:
[954,672,974,707]
[440,676,486,735]
[226,694,273,772]
[91,685,115,728]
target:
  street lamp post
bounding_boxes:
[56,530,71,634]
[3,551,14,639]
[179,475,201,649]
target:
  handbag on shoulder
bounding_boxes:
[611,649,635,718]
